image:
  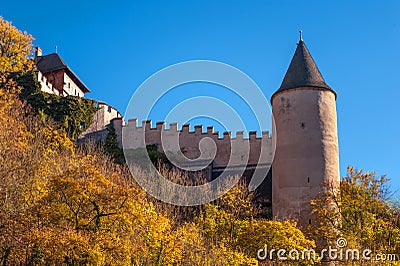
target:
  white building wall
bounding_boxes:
[63,74,85,97]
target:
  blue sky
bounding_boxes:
[1,1,399,195]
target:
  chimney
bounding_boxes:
[34,47,42,65]
[35,47,42,58]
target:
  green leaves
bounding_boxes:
[15,71,98,139]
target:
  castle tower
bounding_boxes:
[271,34,340,227]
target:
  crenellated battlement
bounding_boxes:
[124,118,271,140]
[121,119,274,171]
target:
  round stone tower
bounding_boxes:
[271,34,340,228]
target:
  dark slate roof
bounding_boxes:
[273,40,335,98]
[36,53,90,93]
[36,53,66,73]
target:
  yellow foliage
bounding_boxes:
[0,19,324,265]
[311,166,400,265]
[195,202,316,265]
[174,222,258,265]
[0,16,34,72]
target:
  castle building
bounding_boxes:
[35,36,340,228]
[118,36,340,227]
[33,47,124,143]
[271,35,340,227]
[35,47,90,97]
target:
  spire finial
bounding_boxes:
[299,30,303,42]
[54,45,58,53]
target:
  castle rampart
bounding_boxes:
[121,119,273,169]
[118,118,273,200]
[71,36,339,224]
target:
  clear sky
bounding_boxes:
[1,1,399,195]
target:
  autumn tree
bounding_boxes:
[189,181,316,265]
[3,17,383,266]
[0,74,178,265]
[311,166,400,264]
[0,72,76,264]
[0,16,34,72]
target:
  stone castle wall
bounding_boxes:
[78,102,123,143]
[119,118,273,200]
[121,119,274,169]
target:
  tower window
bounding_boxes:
[307,177,310,183]
[309,219,311,225]
[301,122,305,129]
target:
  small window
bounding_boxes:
[68,82,71,88]
[75,89,76,96]
[108,106,112,113]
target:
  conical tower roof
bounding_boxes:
[272,35,335,99]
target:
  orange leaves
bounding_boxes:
[0,16,327,265]
[25,149,183,265]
